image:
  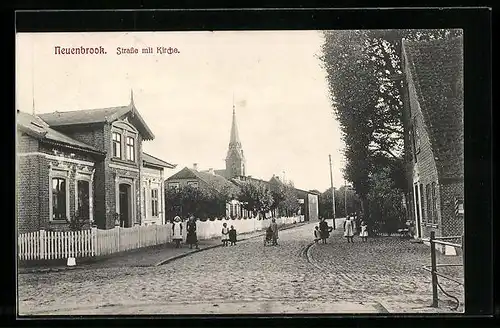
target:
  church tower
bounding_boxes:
[225,104,246,178]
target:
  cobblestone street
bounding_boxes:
[18,222,464,315]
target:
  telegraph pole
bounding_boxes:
[344,177,348,218]
[329,154,336,229]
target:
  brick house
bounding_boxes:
[401,36,464,240]
[16,93,176,233]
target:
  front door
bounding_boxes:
[119,184,131,228]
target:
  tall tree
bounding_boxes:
[237,180,274,219]
[320,30,380,221]
[279,182,300,217]
[320,29,462,224]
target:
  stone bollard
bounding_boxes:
[67,257,76,267]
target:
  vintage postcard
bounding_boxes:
[16,30,464,315]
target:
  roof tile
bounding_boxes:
[403,36,464,180]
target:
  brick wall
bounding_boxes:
[440,181,464,237]
[93,160,107,229]
[17,134,39,153]
[17,132,100,233]
[17,135,41,233]
[53,125,106,152]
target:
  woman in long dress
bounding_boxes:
[270,218,279,246]
[186,215,199,249]
[172,216,183,248]
[344,216,355,243]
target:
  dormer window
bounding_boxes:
[112,132,122,159]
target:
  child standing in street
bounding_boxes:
[360,221,368,242]
[229,225,237,246]
[221,222,230,246]
[314,226,320,243]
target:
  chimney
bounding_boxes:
[193,163,198,171]
[208,168,215,175]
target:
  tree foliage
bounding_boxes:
[367,166,407,235]
[237,180,274,219]
[278,182,301,217]
[164,185,228,221]
[319,186,362,219]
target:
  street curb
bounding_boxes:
[155,222,307,266]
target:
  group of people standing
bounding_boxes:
[221,222,237,246]
[171,215,199,249]
[314,218,334,244]
[314,216,369,243]
[171,215,240,249]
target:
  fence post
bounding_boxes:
[39,230,46,260]
[155,224,158,245]
[91,227,97,256]
[116,226,121,253]
[430,231,438,307]
[461,234,465,273]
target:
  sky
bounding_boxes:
[16,31,346,192]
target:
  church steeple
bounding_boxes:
[226,102,246,178]
[229,104,241,146]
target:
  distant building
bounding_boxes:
[166,104,319,221]
[401,36,464,239]
[17,93,176,233]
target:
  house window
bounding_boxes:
[426,184,433,223]
[419,183,425,222]
[112,132,122,159]
[431,182,438,224]
[187,181,199,188]
[52,178,67,220]
[126,136,135,161]
[168,182,180,189]
[151,188,159,217]
[77,180,90,220]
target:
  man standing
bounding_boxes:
[270,218,279,246]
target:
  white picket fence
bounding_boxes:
[18,216,304,261]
